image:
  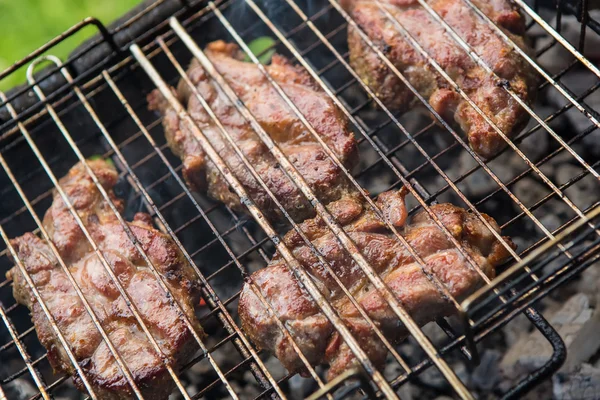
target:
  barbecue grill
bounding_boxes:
[1,0,599,398]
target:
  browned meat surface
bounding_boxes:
[148,40,358,222]
[239,190,514,378]
[345,0,538,159]
[7,160,202,400]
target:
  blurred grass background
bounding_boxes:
[0,0,141,90]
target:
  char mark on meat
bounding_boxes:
[345,0,538,159]
[7,159,202,400]
[238,190,514,378]
[148,40,359,222]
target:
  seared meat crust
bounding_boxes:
[7,160,202,400]
[238,190,513,378]
[345,0,538,159]
[148,41,358,222]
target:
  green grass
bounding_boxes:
[0,0,141,90]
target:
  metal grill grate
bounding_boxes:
[0,0,599,399]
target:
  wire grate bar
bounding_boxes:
[0,326,35,354]
[0,305,49,400]
[1,353,49,385]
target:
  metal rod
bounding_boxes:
[0,304,49,400]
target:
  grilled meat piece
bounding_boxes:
[7,160,202,400]
[239,190,513,378]
[148,40,358,222]
[344,0,538,159]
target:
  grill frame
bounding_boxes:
[0,0,599,399]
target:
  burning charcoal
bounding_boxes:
[519,129,550,161]
[289,374,319,400]
[230,372,260,400]
[503,313,532,348]
[538,150,574,179]
[501,294,599,381]
[557,163,600,210]
[0,377,38,399]
[575,265,600,305]
[512,174,572,231]
[384,357,405,381]
[559,301,600,372]
[513,177,548,207]
[540,213,563,232]
[455,142,560,204]
[453,362,469,386]
[417,364,452,391]
[471,350,502,391]
[521,104,569,140]
[396,383,416,400]
[546,70,600,156]
[553,363,600,400]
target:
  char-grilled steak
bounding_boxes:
[148,41,358,222]
[344,0,538,159]
[238,190,514,378]
[7,160,202,400]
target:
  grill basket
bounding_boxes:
[1,0,599,399]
